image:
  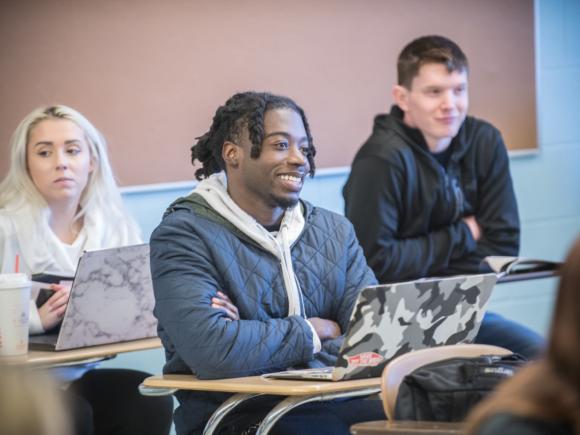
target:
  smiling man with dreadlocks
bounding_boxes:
[150,92,385,435]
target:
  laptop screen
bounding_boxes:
[55,244,158,350]
[333,273,497,379]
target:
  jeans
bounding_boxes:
[216,395,386,435]
[474,311,545,360]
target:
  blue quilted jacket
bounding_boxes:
[150,193,376,434]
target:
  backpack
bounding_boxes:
[394,353,527,422]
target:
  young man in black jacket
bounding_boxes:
[343,35,543,359]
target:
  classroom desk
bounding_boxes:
[3,337,162,368]
[135,270,558,434]
[350,420,465,435]
[140,374,382,435]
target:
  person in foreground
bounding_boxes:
[0,105,173,435]
[466,236,580,435]
[150,91,386,435]
[343,35,543,359]
[0,363,72,435]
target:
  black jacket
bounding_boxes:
[343,106,520,283]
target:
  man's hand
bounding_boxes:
[307,317,341,340]
[463,215,482,241]
[38,284,70,331]
[211,291,240,321]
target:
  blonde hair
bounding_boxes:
[0,365,72,435]
[0,105,136,228]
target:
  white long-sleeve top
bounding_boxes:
[0,204,141,334]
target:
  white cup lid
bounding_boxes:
[0,273,31,289]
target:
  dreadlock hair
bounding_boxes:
[397,35,469,89]
[191,91,316,180]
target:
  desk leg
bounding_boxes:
[203,392,264,435]
[256,386,381,435]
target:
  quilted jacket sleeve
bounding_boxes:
[307,215,378,366]
[150,210,316,380]
[335,218,378,331]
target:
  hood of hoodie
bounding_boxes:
[372,105,473,163]
[193,173,305,257]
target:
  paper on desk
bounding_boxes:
[484,256,560,274]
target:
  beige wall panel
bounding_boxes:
[0,0,535,185]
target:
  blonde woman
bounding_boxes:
[0,105,172,435]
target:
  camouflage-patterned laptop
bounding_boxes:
[265,273,497,381]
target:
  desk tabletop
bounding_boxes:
[5,338,162,367]
[143,373,381,395]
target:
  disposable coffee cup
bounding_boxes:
[0,273,31,357]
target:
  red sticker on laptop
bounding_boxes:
[347,352,385,367]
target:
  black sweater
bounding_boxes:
[343,106,520,283]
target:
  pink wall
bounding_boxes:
[0,0,535,186]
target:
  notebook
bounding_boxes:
[28,244,158,351]
[263,273,498,381]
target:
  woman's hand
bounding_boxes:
[38,284,71,331]
[211,291,240,321]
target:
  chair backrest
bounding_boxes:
[381,344,512,420]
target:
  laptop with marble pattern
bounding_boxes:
[29,244,158,351]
